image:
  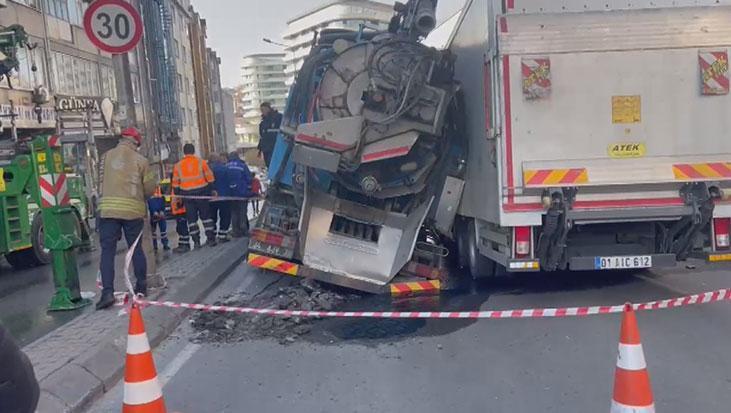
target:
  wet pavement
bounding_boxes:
[0,241,174,347]
[88,260,731,412]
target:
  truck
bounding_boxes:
[249,0,731,293]
[0,139,92,269]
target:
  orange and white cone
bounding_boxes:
[123,304,167,413]
[610,304,655,413]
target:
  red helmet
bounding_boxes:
[121,127,142,145]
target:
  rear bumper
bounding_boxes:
[247,253,442,295]
[569,254,677,271]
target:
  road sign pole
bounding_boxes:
[30,135,91,311]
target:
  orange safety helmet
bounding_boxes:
[121,127,142,146]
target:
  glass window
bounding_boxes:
[181,108,187,125]
[174,40,180,58]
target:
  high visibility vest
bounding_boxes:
[172,155,214,192]
[170,188,186,216]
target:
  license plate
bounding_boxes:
[594,256,652,270]
[248,240,294,260]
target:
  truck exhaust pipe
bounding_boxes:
[414,0,437,37]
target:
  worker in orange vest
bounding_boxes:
[172,143,216,249]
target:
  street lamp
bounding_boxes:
[262,38,287,48]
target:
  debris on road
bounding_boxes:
[190,279,359,345]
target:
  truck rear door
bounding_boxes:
[498,2,731,215]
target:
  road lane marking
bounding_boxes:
[159,342,201,387]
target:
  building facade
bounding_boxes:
[220,88,236,152]
[1,0,120,139]
[282,0,393,86]
[170,0,199,150]
[188,9,216,157]
[238,53,287,145]
[207,48,226,154]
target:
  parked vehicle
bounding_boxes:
[249,0,731,292]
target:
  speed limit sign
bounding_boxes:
[83,0,143,54]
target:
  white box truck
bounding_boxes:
[452,0,731,277]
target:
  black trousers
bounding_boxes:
[99,218,146,296]
[209,200,231,239]
[175,217,189,248]
[230,200,249,237]
[183,198,215,244]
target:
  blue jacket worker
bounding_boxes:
[227,152,252,237]
[147,187,170,252]
[209,154,232,242]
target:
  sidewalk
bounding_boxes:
[26,238,248,413]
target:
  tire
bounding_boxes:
[4,248,37,269]
[29,213,52,266]
[465,219,496,279]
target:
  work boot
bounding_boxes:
[134,286,147,297]
[163,244,171,251]
[219,237,230,243]
[207,239,218,247]
[95,293,115,310]
[194,240,201,249]
[173,245,190,254]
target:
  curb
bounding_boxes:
[34,240,247,413]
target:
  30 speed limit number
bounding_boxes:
[83,0,143,54]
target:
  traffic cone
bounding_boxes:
[610,304,655,413]
[123,304,167,413]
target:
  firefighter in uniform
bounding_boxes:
[170,186,191,253]
[96,127,158,310]
[172,143,216,248]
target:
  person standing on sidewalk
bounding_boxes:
[250,172,262,215]
[147,186,170,252]
[170,185,191,253]
[172,144,217,248]
[97,127,158,310]
[258,102,282,168]
[208,153,232,243]
[227,151,252,237]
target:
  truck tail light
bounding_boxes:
[714,218,731,250]
[514,226,531,258]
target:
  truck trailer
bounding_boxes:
[249,0,731,292]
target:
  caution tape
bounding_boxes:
[170,194,263,202]
[123,288,731,320]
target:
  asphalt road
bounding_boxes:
[88,261,731,412]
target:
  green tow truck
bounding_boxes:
[0,139,92,269]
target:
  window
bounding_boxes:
[174,40,180,58]
[13,0,42,8]
[177,74,183,90]
[2,47,44,90]
[181,108,187,125]
[68,0,87,25]
[51,52,101,96]
[131,73,141,104]
[185,78,190,95]
[100,65,117,100]
[45,0,70,22]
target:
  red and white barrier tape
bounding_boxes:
[123,288,731,320]
[169,194,263,202]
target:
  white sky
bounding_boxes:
[191,0,465,87]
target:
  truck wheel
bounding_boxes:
[29,214,52,266]
[4,249,36,269]
[455,217,469,269]
[466,219,495,279]
[4,214,50,269]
